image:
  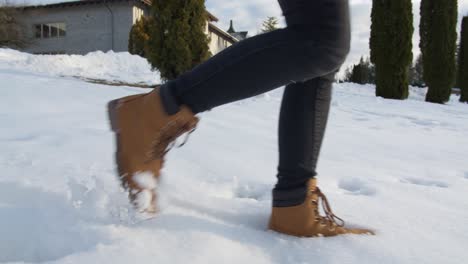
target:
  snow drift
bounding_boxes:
[0,48,160,85]
[1,48,468,264]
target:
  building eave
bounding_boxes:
[208,23,238,43]
[206,11,219,22]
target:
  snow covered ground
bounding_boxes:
[1,49,468,264]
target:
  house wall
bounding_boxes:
[207,25,233,55]
[19,2,137,54]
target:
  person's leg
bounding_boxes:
[273,73,334,206]
[160,0,350,115]
[107,0,358,224]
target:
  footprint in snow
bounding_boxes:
[0,134,39,142]
[338,178,376,196]
[411,119,441,127]
[400,177,448,188]
[234,183,271,201]
[353,116,369,122]
[463,172,468,180]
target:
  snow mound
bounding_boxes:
[0,48,160,85]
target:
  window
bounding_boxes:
[51,24,58,37]
[58,23,66,37]
[43,24,50,38]
[34,23,66,39]
[133,7,144,24]
[35,25,41,38]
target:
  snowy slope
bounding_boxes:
[1,49,468,264]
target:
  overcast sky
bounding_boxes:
[206,0,468,69]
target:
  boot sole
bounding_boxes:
[107,98,125,178]
[107,99,120,133]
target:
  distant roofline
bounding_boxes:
[20,0,149,9]
[19,0,220,21]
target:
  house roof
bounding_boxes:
[231,31,248,40]
[226,20,248,40]
[21,0,148,9]
[20,0,219,21]
[208,23,238,44]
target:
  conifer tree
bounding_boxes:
[147,0,210,81]
[455,43,460,88]
[128,17,150,57]
[459,16,468,103]
[0,6,27,48]
[420,0,458,103]
[346,57,375,84]
[186,0,211,65]
[261,17,279,33]
[370,0,413,99]
[409,54,425,87]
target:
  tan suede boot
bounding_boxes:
[269,179,374,237]
[108,88,198,213]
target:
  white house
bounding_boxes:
[13,0,240,55]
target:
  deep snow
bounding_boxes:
[1,49,468,264]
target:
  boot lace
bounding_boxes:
[147,117,198,161]
[311,187,345,230]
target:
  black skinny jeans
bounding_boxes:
[160,0,350,204]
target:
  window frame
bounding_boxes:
[34,22,67,39]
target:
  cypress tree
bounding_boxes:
[420,0,458,103]
[460,16,468,103]
[370,0,413,99]
[147,0,210,81]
